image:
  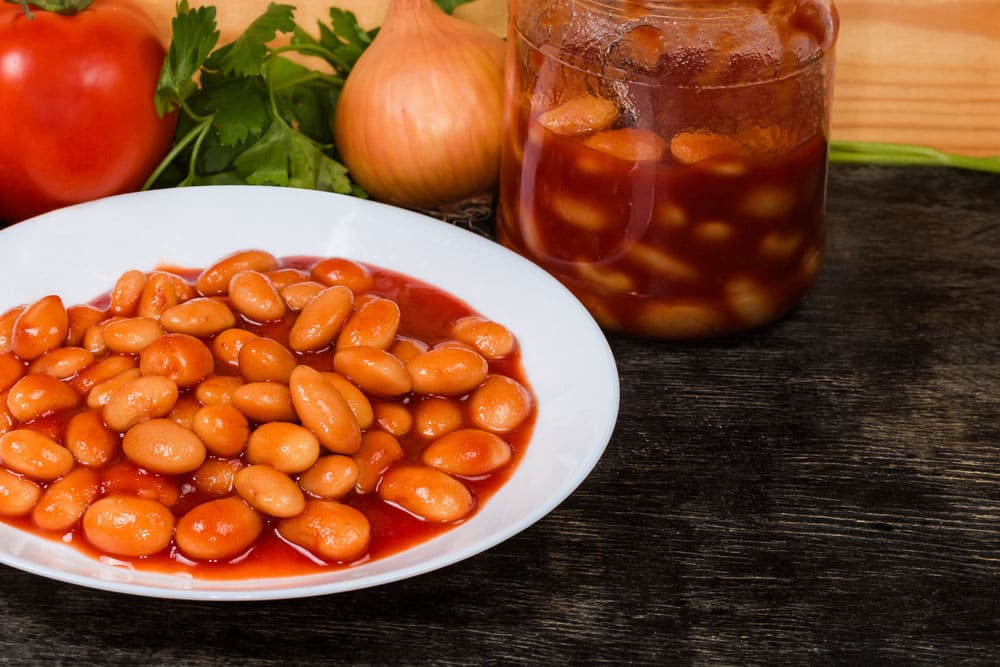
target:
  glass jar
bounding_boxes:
[498,0,839,338]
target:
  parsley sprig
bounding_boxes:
[145,1,416,196]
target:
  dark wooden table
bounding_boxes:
[2,165,998,665]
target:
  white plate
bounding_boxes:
[0,186,619,601]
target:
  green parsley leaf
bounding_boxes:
[269,57,337,144]
[233,121,352,194]
[155,0,220,115]
[203,75,270,146]
[287,132,352,193]
[206,3,297,77]
[289,9,373,74]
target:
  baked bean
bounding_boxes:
[70,353,137,395]
[288,365,361,454]
[467,375,534,433]
[0,391,14,436]
[228,270,286,323]
[27,347,94,380]
[0,467,41,517]
[693,220,735,242]
[0,429,75,480]
[411,396,463,439]
[407,347,489,396]
[11,295,68,361]
[6,374,80,422]
[140,333,214,388]
[195,249,279,296]
[212,328,257,371]
[239,337,297,384]
[192,404,249,457]
[336,297,400,350]
[234,464,305,517]
[310,257,374,294]
[102,317,164,354]
[584,127,667,163]
[759,230,803,261]
[288,285,354,352]
[726,277,779,328]
[164,273,197,303]
[99,460,180,507]
[352,430,404,494]
[66,304,105,347]
[372,401,412,437]
[298,455,359,499]
[168,395,202,430]
[0,352,25,392]
[280,281,326,312]
[450,316,516,360]
[277,499,371,562]
[669,129,744,164]
[265,267,310,291]
[175,497,263,561]
[83,495,175,557]
[421,428,513,477]
[86,367,142,409]
[159,297,236,337]
[123,418,207,475]
[82,322,107,356]
[102,375,179,432]
[191,458,242,496]
[0,306,25,353]
[320,372,374,430]
[31,466,100,531]
[232,382,298,423]
[194,374,243,406]
[109,269,146,316]
[627,243,699,283]
[378,465,474,522]
[333,346,411,397]
[137,272,179,320]
[538,94,619,135]
[245,421,320,473]
[550,190,611,231]
[352,293,381,310]
[389,336,429,364]
[431,339,479,353]
[65,409,120,467]
[741,184,796,219]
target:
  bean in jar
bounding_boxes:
[0,249,536,579]
[499,0,839,338]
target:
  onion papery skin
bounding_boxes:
[333,0,506,209]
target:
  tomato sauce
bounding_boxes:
[0,258,536,580]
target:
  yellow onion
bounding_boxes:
[333,0,506,209]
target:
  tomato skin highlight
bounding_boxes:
[0,2,177,223]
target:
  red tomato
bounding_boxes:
[0,1,176,223]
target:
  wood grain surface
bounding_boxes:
[1,164,998,664]
[833,0,1000,156]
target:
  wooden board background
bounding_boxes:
[134,0,1000,157]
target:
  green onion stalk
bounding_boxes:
[829,140,1000,174]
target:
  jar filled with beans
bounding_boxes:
[499,0,839,338]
